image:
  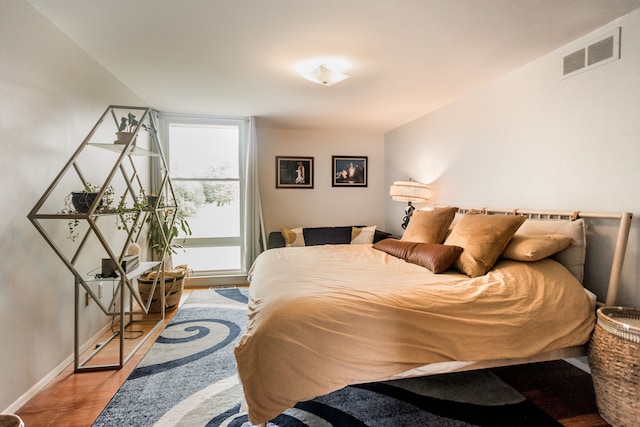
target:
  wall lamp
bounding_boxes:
[390,180,430,229]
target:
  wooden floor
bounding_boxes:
[493,362,609,427]
[15,288,609,427]
[15,289,194,427]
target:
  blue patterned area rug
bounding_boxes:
[92,288,561,427]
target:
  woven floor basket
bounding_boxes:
[138,275,185,312]
[588,307,640,427]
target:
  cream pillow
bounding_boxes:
[515,218,585,283]
[281,227,305,247]
[401,207,458,244]
[503,234,572,262]
[444,211,526,277]
[351,226,376,244]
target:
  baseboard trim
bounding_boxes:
[4,321,114,413]
[186,274,248,287]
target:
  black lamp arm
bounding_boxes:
[401,201,416,229]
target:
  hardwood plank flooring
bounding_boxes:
[15,289,610,426]
[15,290,192,427]
[493,361,609,427]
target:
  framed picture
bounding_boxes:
[276,156,314,188]
[332,156,368,187]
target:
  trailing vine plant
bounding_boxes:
[59,183,115,241]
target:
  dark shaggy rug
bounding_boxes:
[93,288,560,426]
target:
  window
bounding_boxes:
[159,115,247,280]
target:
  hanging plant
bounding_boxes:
[59,183,115,241]
[113,192,146,234]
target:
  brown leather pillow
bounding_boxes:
[373,238,416,260]
[373,239,463,273]
[406,243,463,273]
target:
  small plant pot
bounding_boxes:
[114,131,137,145]
[71,192,102,213]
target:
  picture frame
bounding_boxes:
[332,156,368,187]
[276,156,314,189]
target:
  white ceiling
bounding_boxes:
[27,0,640,133]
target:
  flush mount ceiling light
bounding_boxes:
[296,57,352,86]
[302,64,350,86]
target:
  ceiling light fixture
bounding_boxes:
[302,64,350,86]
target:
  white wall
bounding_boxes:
[385,10,640,308]
[257,126,386,235]
[0,1,144,411]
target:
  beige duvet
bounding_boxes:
[234,244,595,424]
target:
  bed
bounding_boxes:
[234,207,632,425]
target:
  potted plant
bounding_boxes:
[139,208,192,311]
[114,112,149,145]
[147,207,192,260]
[60,183,115,240]
[70,183,114,213]
[145,194,160,208]
[71,190,101,214]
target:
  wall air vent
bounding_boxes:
[563,48,586,75]
[561,27,620,79]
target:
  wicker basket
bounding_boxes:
[0,414,24,427]
[588,307,640,427]
[137,265,188,312]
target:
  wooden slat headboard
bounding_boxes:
[454,207,632,306]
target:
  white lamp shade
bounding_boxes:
[390,180,429,203]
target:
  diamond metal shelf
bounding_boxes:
[27,105,180,372]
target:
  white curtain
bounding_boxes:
[241,116,265,272]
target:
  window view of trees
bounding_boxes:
[164,120,242,273]
[173,180,239,239]
[174,177,237,216]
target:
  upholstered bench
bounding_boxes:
[268,226,392,249]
